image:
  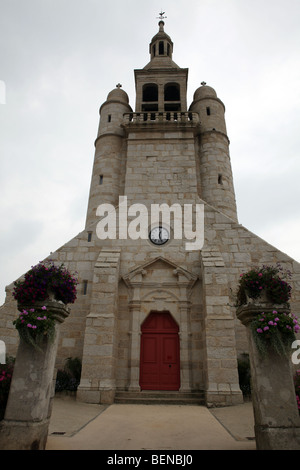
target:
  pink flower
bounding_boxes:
[264,326,269,331]
[256,328,263,333]
[41,306,47,310]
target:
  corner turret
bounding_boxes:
[85,85,132,228]
[190,83,238,221]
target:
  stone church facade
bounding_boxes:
[1,21,300,406]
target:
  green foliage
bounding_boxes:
[55,357,82,393]
[237,353,251,397]
[0,357,15,421]
[64,357,82,382]
[13,305,56,351]
[236,264,292,307]
[13,260,78,306]
[252,310,299,358]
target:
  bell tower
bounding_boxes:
[122,20,200,209]
[134,20,188,113]
[85,18,238,227]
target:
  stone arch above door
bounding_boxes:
[123,256,198,300]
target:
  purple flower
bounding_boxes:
[256,328,263,333]
[41,306,47,310]
[263,326,269,331]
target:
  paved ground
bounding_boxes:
[46,396,256,450]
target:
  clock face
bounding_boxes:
[149,226,169,245]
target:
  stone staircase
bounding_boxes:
[114,390,205,406]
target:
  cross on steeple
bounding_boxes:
[116,83,122,89]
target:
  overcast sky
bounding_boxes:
[0,0,299,305]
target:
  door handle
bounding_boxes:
[169,364,172,368]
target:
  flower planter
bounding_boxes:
[237,301,300,450]
[14,300,70,351]
[0,261,77,449]
[12,261,78,306]
[236,264,292,307]
[237,300,299,358]
[0,298,71,449]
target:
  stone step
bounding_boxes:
[114,390,205,405]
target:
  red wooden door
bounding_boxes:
[140,311,180,390]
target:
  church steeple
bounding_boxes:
[134,19,188,112]
[144,19,180,70]
[149,20,174,61]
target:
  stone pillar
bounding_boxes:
[237,303,300,450]
[77,249,120,404]
[201,249,243,406]
[0,301,69,450]
[128,301,142,392]
[179,301,192,392]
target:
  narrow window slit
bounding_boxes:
[83,280,88,295]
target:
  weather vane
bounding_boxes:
[157,10,167,20]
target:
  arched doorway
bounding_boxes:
[139,311,180,391]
